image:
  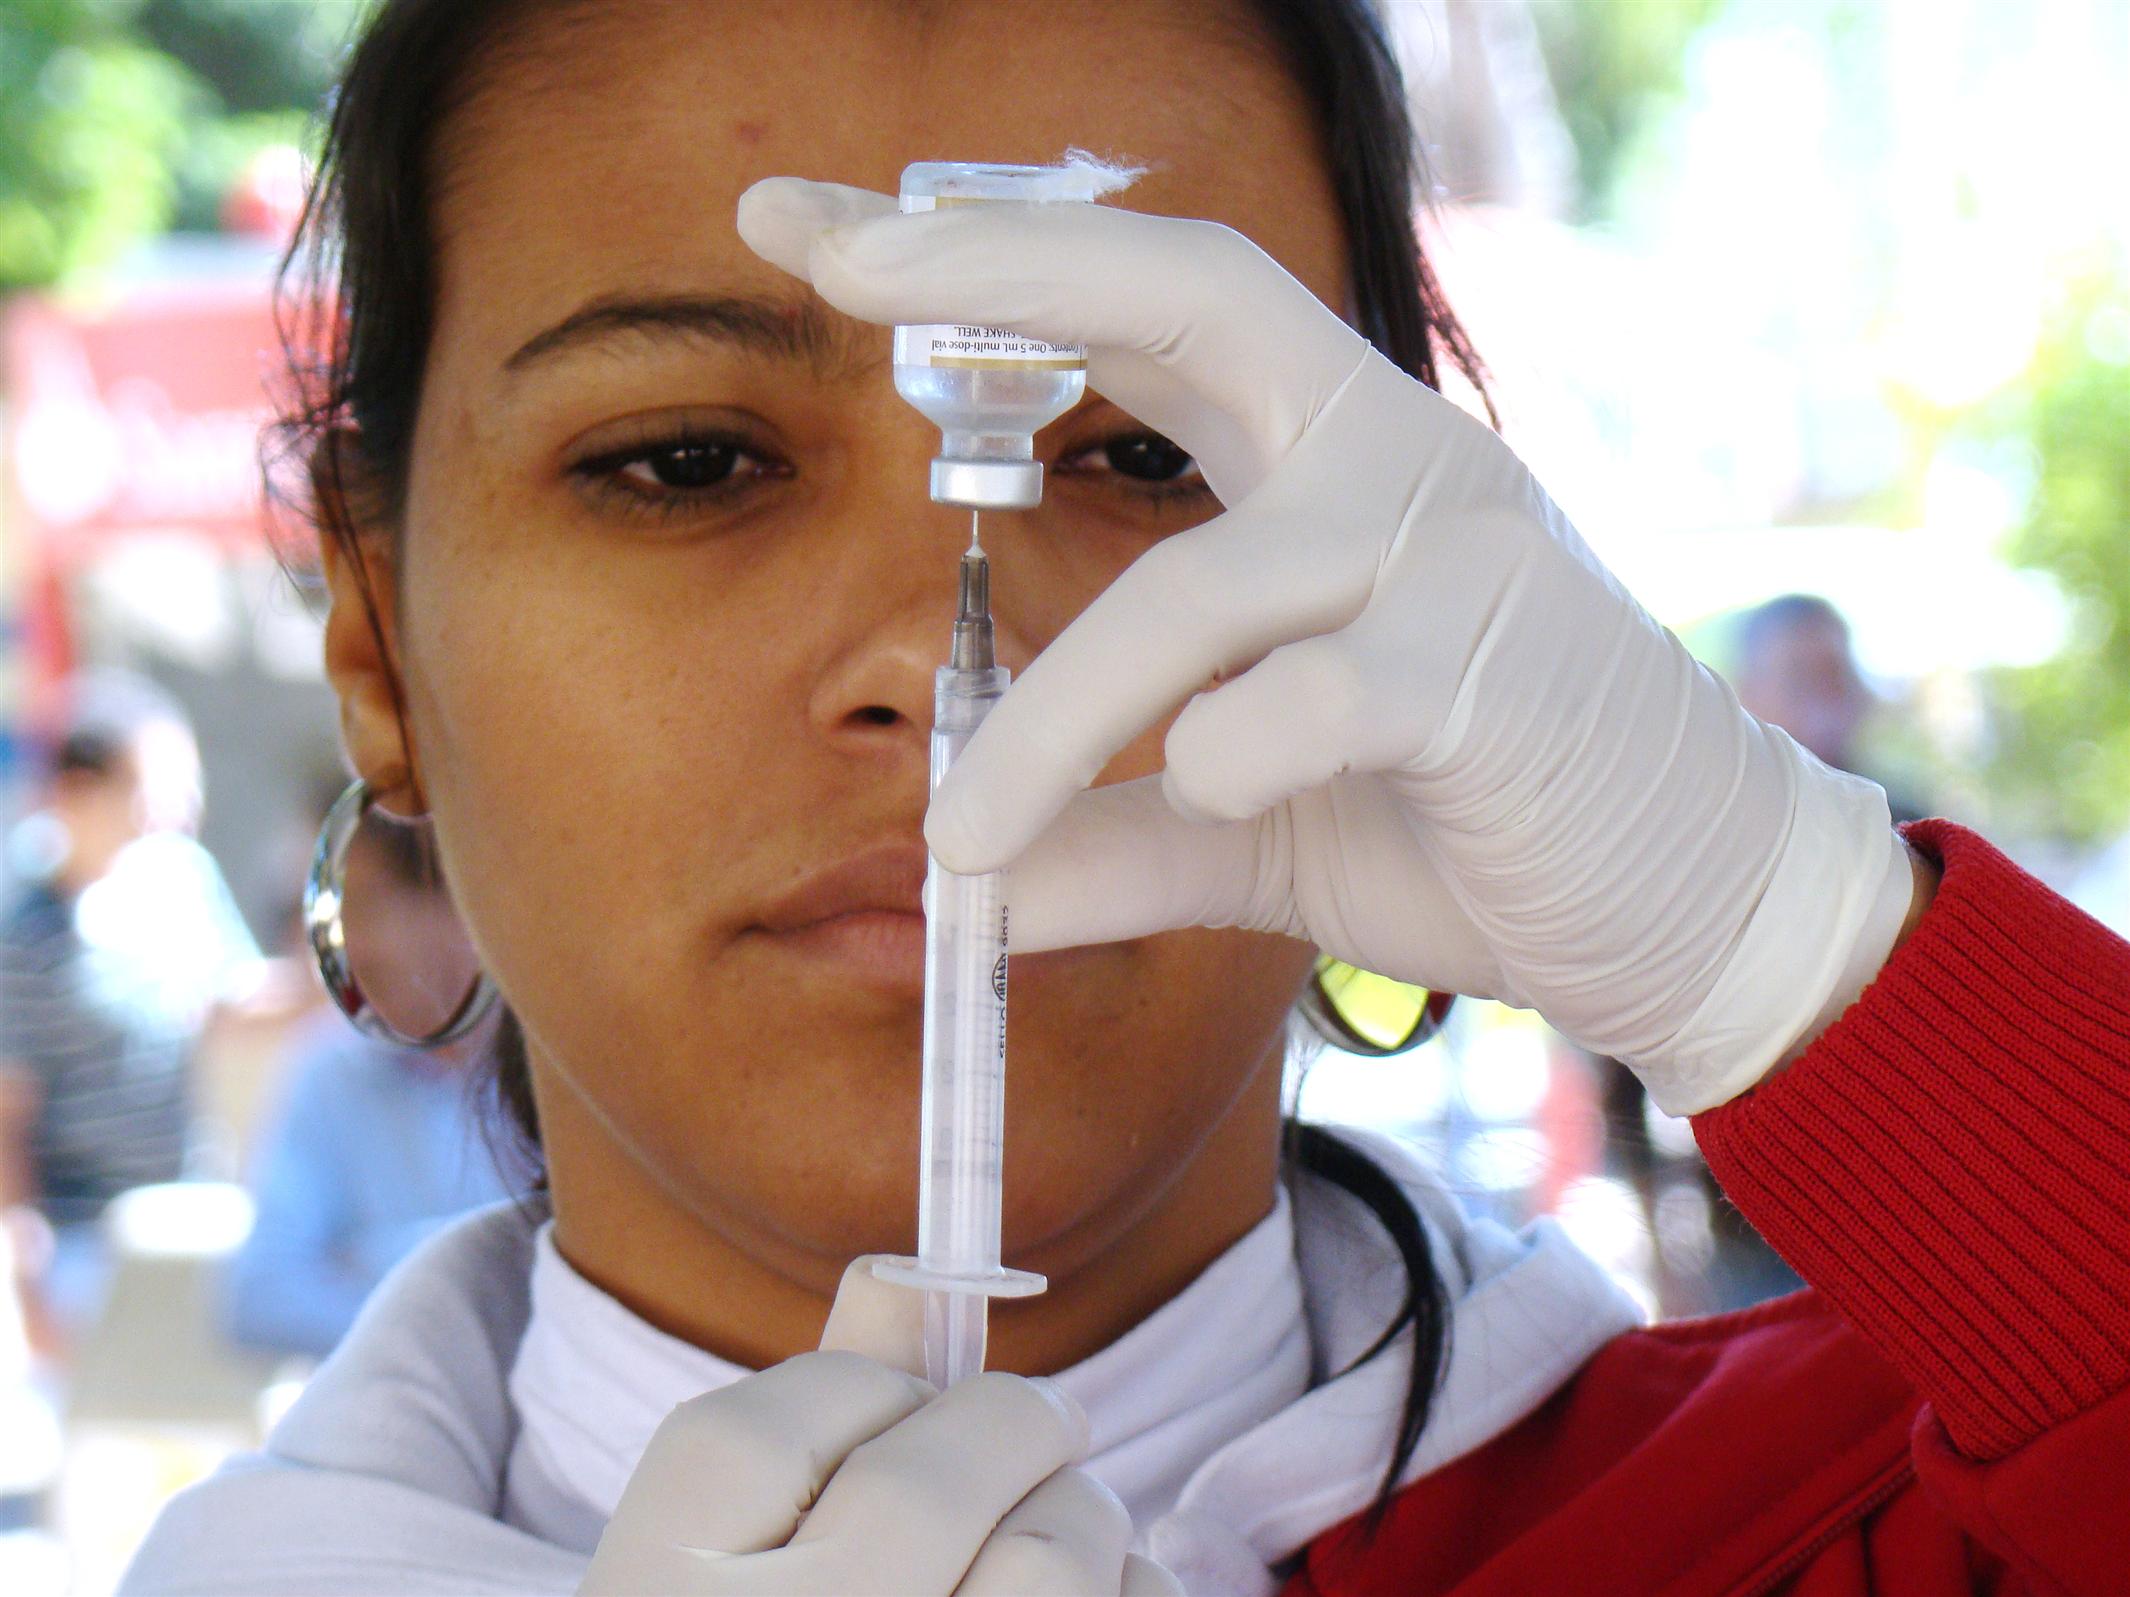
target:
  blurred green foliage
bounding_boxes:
[1,2,195,289]
[0,0,360,289]
[1528,0,1730,218]
[138,0,353,113]
[1975,270,2130,844]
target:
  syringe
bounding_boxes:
[873,513,1045,1385]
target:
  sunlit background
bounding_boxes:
[2,0,2126,1590]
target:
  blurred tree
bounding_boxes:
[166,106,309,230]
[142,0,365,231]
[1527,0,1728,219]
[1975,269,2130,844]
[0,0,360,286]
[136,0,362,228]
[137,0,354,112]
[0,0,197,289]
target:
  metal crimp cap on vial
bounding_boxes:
[931,456,1044,510]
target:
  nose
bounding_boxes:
[806,591,941,742]
[805,508,1034,748]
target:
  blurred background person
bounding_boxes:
[0,672,293,1357]
[1734,594,1874,770]
[222,811,519,1361]
[1732,593,1928,822]
[221,1014,515,1361]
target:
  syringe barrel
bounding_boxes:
[930,663,1009,781]
[919,663,1011,1287]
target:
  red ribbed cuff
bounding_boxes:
[1694,819,2130,1461]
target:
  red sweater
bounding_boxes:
[1287,820,2130,1597]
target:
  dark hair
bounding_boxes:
[283,0,1484,1528]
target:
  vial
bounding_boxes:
[893,162,1097,509]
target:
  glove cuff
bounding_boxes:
[1772,829,1917,1067]
[1642,751,1903,1116]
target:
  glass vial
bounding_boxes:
[893,161,1096,508]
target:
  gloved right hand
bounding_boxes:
[738,178,1917,1117]
[576,1257,1180,1596]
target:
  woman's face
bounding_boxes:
[343,0,1350,1316]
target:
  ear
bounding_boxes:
[313,431,424,816]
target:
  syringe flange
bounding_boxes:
[870,1257,1048,1299]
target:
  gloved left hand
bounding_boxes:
[736,177,1918,1115]
[579,1258,1180,1595]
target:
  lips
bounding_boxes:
[753,844,928,932]
[746,844,932,994]
[747,840,1113,997]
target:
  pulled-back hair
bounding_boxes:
[280,0,1486,1528]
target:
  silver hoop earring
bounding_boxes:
[1295,955,1455,1057]
[305,777,498,1048]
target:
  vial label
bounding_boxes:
[896,194,1086,372]
[896,324,1083,370]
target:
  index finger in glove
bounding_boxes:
[1000,775,1297,952]
[734,178,894,276]
[735,177,1367,473]
[926,502,1374,874]
[606,1350,933,1558]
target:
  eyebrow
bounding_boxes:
[502,292,877,379]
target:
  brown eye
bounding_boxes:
[569,424,793,525]
[1091,432,1200,484]
[1054,430,1211,509]
[618,439,743,490]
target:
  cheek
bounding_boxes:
[1004,927,1313,1253]
[388,487,783,1013]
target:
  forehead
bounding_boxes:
[429,0,1348,366]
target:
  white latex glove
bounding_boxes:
[736,179,1916,1115]
[579,1257,1180,1596]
